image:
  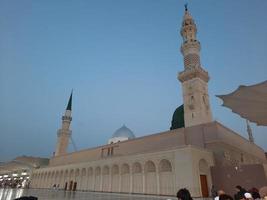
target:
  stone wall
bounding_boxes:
[31,146,214,197]
[211,164,267,196]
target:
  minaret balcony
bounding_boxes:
[62,115,72,121]
[181,40,201,55]
[178,67,209,83]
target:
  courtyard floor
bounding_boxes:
[0,188,175,200]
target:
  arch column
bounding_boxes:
[109,172,112,192]
[156,167,160,195]
[119,173,122,192]
[142,172,145,193]
[92,171,95,191]
[130,173,133,193]
[100,173,103,191]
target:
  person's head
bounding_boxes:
[177,188,193,200]
[218,190,226,196]
[219,194,234,200]
[250,191,260,199]
[236,186,243,192]
[259,186,267,199]
[244,193,253,200]
[249,188,259,193]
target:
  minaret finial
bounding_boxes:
[66,90,73,111]
[184,3,188,11]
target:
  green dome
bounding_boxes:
[170,104,185,130]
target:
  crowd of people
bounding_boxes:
[175,185,267,200]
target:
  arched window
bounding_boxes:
[132,162,142,174]
[159,159,172,172]
[121,164,130,174]
[144,161,156,173]
[111,165,119,175]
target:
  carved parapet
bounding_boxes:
[178,66,210,83]
[181,40,201,55]
[62,115,72,121]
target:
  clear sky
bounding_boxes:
[0,0,266,161]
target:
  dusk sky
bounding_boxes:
[0,0,266,162]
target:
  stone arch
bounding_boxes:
[63,170,68,190]
[102,165,110,175]
[159,159,172,172]
[121,163,130,193]
[102,165,110,192]
[145,161,156,173]
[47,171,51,188]
[35,173,38,187]
[75,169,80,178]
[39,173,44,188]
[144,160,157,194]
[69,169,74,180]
[94,166,101,191]
[133,162,142,173]
[74,169,80,191]
[69,169,74,191]
[87,167,94,190]
[54,171,59,187]
[43,172,48,188]
[80,168,86,191]
[35,173,39,188]
[159,159,173,195]
[121,163,130,174]
[112,165,119,175]
[58,170,64,189]
[132,162,143,194]
[111,164,119,192]
[198,159,211,197]
[52,171,56,187]
[51,171,55,186]
[31,174,35,187]
[36,173,40,187]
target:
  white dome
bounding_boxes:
[108,125,135,144]
[112,125,135,139]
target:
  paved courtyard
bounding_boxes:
[0,188,175,200]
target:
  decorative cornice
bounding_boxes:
[178,67,210,83]
[181,40,201,55]
[62,116,72,121]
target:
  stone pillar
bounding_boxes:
[142,172,145,194]
[156,169,160,195]
[100,173,103,192]
[119,174,122,192]
[130,173,133,193]
[109,173,112,192]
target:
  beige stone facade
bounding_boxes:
[31,145,213,197]
[30,122,267,196]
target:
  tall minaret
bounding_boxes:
[178,5,212,127]
[55,92,72,156]
[246,120,254,143]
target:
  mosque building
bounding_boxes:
[29,7,267,197]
